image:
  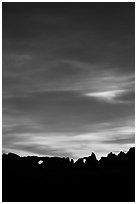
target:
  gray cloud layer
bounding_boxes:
[3,3,135,159]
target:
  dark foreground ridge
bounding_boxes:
[2,147,135,202]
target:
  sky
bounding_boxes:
[2,2,135,159]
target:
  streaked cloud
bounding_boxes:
[3,109,134,159]
[84,88,134,104]
[84,90,125,103]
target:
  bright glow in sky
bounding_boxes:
[85,90,126,103]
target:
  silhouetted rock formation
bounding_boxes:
[85,152,98,167]
[2,147,135,202]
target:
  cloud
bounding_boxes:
[3,144,74,158]
[2,3,134,159]
[103,137,135,144]
[3,111,134,159]
[84,89,134,104]
[3,53,134,98]
[84,90,125,103]
[3,90,134,134]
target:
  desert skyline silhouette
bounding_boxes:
[2,147,135,202]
